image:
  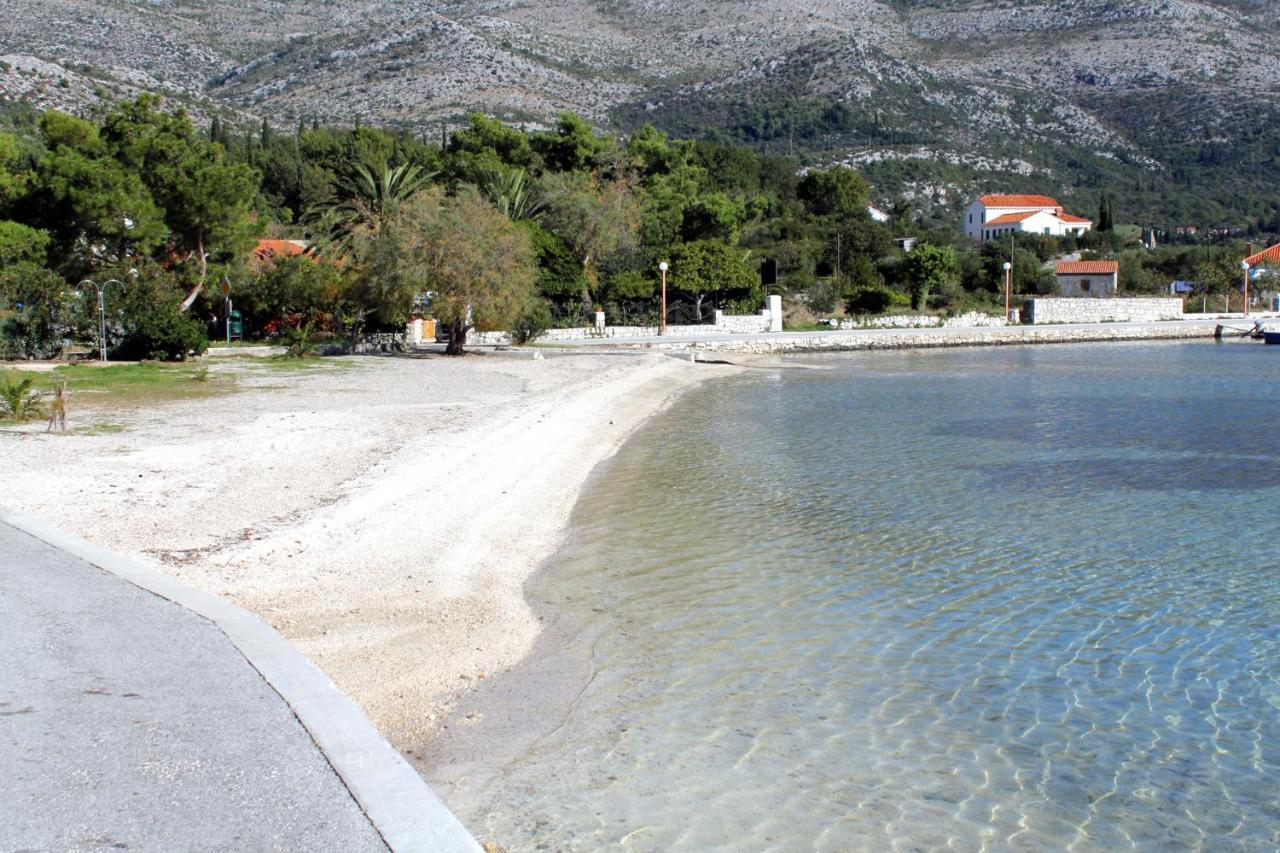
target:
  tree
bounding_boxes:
[35,110,168,275]
[538,172,639,306]
[310,160,432,250]
[667,239,759,321]
[99,96,260,311]
[797,166,870,221]
[532,113,611,173]
[384,188,535,355]
[478,166,542,221]
[1098,192,1114,232]
[899,243,957,310]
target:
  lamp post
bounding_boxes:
[659,261,669,336]
[1241,260,1250,317]
[77,270,136,362]
[1002,261,1013,323]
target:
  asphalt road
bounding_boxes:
[0,521,387,852]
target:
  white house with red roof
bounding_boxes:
[1055,260,1119,297]
[965,194,1093,243]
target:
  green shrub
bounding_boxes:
[113,305,208,361]
[0,373,46,421]
[805,278,841,314]
[280,321,315,358]
[845,284,903,315]
[510,298,553,345]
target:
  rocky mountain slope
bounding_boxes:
[2,0,1277,222]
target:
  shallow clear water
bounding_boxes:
[470,342,1280,850]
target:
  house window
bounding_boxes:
[969,214,973,224]
[1044,227,1051,235]
[1080,280,1091,292]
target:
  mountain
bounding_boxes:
[2,0,1278,226]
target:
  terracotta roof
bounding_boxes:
[1245,243,1280,267]
[979,194,1062,208]
[1058,213,1092,224]
[253,239,311,260]
[1056,260,1119,275]
[985,211,1041,225]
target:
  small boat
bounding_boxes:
[1264,329,1280,345]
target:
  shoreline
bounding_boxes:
[0,352,735,775]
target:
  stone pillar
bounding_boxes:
[713,309,724,327]
[767,294,783,332]
[594,310,605,331]
[406,318,423,345]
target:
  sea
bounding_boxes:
[450,340,1280,851]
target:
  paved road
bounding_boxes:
[0,520,388,852]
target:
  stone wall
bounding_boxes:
[828,311,1007,330]
[466,311,772,345]
[618,321,1217,355]
[1023,297,1184,325]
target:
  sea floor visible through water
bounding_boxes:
[432,340,1280,851]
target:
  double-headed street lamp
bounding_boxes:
[659,261,669,336]
[78,269,137,362]
[1002,261,1013,323]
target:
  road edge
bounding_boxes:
[0,507,480,853]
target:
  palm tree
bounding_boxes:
[309,160,434,250]
[478,166,542,221]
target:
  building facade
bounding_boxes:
[965,194,1093,243]
[1055,260,1119,297]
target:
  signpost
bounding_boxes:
[221,278,232,346]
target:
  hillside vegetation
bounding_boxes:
[0,0,1277,227]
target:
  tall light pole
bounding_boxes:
[659,261,669,336]
[77,270,136,362]
[1003,261,1013,323]
[1241,260,1251,317]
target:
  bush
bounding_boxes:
[0,373,46,421]
[805,278,841,314]
[510,298,553,345]
[113,305,208,361]
[845,284,904,315]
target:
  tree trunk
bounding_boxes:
[179,229,207,313]
[445,320,468,355]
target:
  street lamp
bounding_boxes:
[1241,260,1251,317]
[78,269,137,362]
[659,261,669,336]
[1002,261,1013,323]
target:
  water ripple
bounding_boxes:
[462,343,1280,851]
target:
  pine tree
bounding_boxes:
[1098,192,1114,231]
[260,117,272,149]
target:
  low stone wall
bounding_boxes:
[467,311,772,345]
[1023,297,1184,325]
[628,322,1217,355]
[829,311,1007,330]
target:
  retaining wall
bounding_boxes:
[631,322,1217,355]
[467,311,773,346]
[1023,297,1184,325]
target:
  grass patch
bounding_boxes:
[71,422,127,435]
[1,362,237,410]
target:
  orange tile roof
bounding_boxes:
[1058,213,1092,224]
[1056,260,1118,275]
[985,211,1041,225]
[980,194,1062,209]
[1245,243,1280,267]
[254,239,311,259]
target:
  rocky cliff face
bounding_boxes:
[2,0,1276,219]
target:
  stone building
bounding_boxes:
[1055,260,1119,297]
[964,194,1093,243]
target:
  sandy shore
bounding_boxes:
[1,351,729,759]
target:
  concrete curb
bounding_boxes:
[0,507,480,853]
